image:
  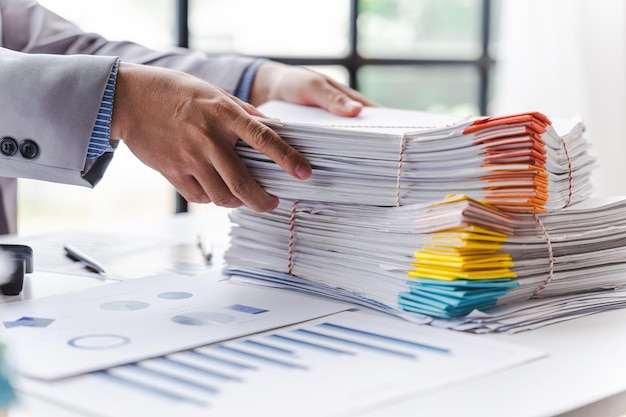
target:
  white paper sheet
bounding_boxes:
[0,271,351,380]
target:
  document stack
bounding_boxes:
[224,102,626,333]
[238,101,595,213]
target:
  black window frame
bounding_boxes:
[174,0,495,212]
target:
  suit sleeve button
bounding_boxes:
[0,137,18,156]
[19,139,39,159]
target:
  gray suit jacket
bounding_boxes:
[0,0,255,233]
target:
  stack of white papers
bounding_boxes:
[240,101,597,213]
[431,289,626,333]
[225,195,626,333]
[225,102,626,333]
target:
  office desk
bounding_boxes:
[4,211,626,417]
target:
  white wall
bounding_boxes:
[492,0,626,197]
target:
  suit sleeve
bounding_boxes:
[0,0,256,187]
[0,48,117,186]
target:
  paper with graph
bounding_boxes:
[16,309,544,417]
[0,271,350,380]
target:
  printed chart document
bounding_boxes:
[16,309,545,417]
[0,272,351,380]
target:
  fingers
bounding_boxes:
[166,136,282,212]
[174,100,307,212]
[221,103,312,182]
[167,174,214,205]
[232,96,267,118]
[167,152,279,212]
[316,78,379,117]
[327,78,379,107]
[204,137,282,212]
[249,61,378,118]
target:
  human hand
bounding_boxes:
[110,62,311,212]
[249,61,378,117]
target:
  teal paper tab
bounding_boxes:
[0,343,16,409]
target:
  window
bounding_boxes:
[21,0,178,234]
[19,0,495,233]
[183,0,495,116]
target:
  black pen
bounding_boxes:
[63,244,106,274]
[197,234,213,263]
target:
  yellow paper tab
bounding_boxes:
[412,259,515,270]
[414,252,513,264]
[446,225,509,237]
[408,267,517,280]
[428,226,507,240]
[430,194,499,210]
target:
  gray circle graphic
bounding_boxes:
[157,291,193,300]
[68,334,130,350]
[100,300,150,311]
[171,311,236,326]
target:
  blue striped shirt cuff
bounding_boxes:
[86,58,119,159]
[234,59,266,101]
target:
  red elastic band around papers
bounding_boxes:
[395,134,407,207]
[531,214,555,298]
[561,137,574,208]
[287,200,299,275]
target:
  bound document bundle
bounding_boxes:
[225,195,626,325]
[239,101,596,213]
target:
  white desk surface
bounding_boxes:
[5,211,626,417]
